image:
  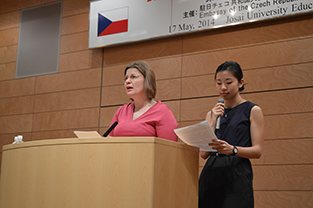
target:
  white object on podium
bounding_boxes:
[73,131,102,138]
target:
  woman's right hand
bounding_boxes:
[206,102,224,130]
[211,102,225,121]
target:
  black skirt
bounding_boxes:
[199,155,254,208]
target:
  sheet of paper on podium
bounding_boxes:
[174,120,217,152]
[74,131,103,138]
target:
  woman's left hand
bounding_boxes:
[209,139,234,155]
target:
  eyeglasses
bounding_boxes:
[124,75,143,81]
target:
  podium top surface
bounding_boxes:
[2,137,199,152]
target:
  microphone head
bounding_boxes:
[218,98,225,103]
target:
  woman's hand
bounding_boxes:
[211,103,224,121]
[209,139,234,155]
[201,139,234,159]
[206,102,225,130]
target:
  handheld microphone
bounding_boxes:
[103,121,118,137]
[215,98,224,129]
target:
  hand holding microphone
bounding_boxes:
[215,98,224,129]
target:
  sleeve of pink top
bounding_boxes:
[155,109,178,142]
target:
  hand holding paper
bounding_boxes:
[174,120,218,152]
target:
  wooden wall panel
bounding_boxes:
[182,63,313,98]
[182,37,313,77]
[0,95,34,116]
[102,64,125,86]
[253,165,313,190]
[181,97,217,121]
[0,28,18,47]
[182,74,215,98]
[0,114,33,134]
[62,0,90,17]
[251,138,313,165]
[60,32,89,54]
[0,45,17,64]
[182,52,228,77]
[103,37,182,66]
[41,0,61,4]
[156,79,181,101]
[101,85,129,106]
[183,14,313,54]
[0,11,19,30]
[147,57,182,80]
[0,77,35,98]
[244,88,313,115]
[31,128,99,140]
[61,13,88,35]
[254,191,313,208]
[0,0,40,14]
[34,88,100,113]
[0,63,16,81]
[100,106,121,128]
[35,68,101,94]
[264,113,313,140]
[244,63,313,92]
[32,108,99,132]
[59,50,102,72]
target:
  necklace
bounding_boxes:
[224,98,242,117]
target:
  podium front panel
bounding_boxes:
[0,137,199,208]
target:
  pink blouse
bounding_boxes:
[109,101,178,142]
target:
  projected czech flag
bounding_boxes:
[98,7,129,37]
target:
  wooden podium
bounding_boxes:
[0,137,199,208]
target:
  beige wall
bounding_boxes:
[0,0,312,207]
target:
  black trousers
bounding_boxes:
[199,155,254,208]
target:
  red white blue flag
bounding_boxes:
[98,7,129,37]
[89,1,171,48]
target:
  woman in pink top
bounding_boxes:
[108,61,178,142]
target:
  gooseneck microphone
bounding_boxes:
[215,98,224,129]
[103,121,118,137]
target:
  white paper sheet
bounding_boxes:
[174,120,217,151]
[73,131,103,138]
